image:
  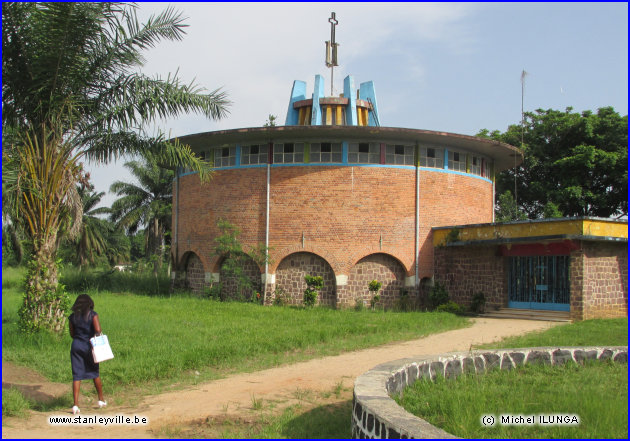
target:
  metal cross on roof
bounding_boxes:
[325,12,339,96]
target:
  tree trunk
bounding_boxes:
[19,235,69,334]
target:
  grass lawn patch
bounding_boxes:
[473,317,628,349]
[2,267,470,401]
[396,361,627,439]
[393,317,628,439]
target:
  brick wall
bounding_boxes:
[173,165,493,303]
[433,245,506,310]
[571,241,628,320]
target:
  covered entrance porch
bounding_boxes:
[432,217,628,321]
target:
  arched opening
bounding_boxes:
[275,252,336,306]
[182,252,205,295]
[218,253,262,301]
[348,253,405,308]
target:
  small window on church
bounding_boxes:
[348,142,380,164]
[386,144,414,165]
[213,146,236,167]
[311,142,342,163]
[273,142,304,163]
[448,150,466,172]
[241,144,268,165]
[419,146,443,168]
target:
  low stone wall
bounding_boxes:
[352,346,628,439]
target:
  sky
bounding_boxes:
[87,2,629,208]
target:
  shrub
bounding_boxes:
[354,299,365,311]
[368,279,382,309]
[205,284,222,301]
[395,288,414,312]
[436,301,466,315]
[428,282,449,309]
[272,287,289,306]
[303,275,323,307]
[470,292,486,313]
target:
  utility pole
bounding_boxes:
[518,69,528,203]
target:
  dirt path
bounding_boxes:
[2,318,559,438]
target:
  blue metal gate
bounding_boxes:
[508,256,570,311]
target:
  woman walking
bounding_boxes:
[68,294,107,414]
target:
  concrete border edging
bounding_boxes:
[352,346,628,439]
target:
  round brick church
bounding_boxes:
[171,73,522,307]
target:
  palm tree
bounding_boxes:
[2,3,230,333]
[109,156,174,275]
[74,185,111,270]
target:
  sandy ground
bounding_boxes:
[2,317,559,438]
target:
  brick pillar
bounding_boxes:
[335,274,350,308]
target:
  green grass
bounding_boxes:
[396,361,627,439]
[2,388,31,418]
[59,266,172,296]
[396,318,628,439]
[2,267,469,400]
[474,317,628,349]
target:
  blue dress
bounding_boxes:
[69,310,100,381]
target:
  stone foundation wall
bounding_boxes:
[352,346,628,439]
[184,253,206,295]
[274,252,337,306]
[219,254,262,301]
[433,245,506,310]
[346,254,406,309]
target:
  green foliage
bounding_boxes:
[354,299,366,311]
[368,280,382,292]
[68,184,113,269]
[395,288,415,312]
[264,114,277,127]
[428,282,449,309]
[60,266,171,297]
[495,190,527,222]
[444,228,461,243]
[213,219,268,302]
[272,287,289,306]
[2,2,230,334]
[542,200,563,218]
[469,292,486,313]
[2,388,31,417]
[435,301,466,315]
[204,283,222,301]
[304,275,324,307]
[2,223,27,266]
[482,107,628,218]
[109,155,174,274]
[368,279,382,308]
